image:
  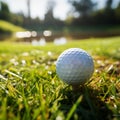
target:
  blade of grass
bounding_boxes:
[84,87,97,119]
[66,95,83,120]
[5,70,22,80]
[0,98,7,120]
[0,74,8,81]
[36,83,47,120]
[21,86,30,120]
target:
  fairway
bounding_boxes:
[0,37,120,120]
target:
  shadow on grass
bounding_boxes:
[59,85,113,120]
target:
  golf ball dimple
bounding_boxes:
[56,48,94,85]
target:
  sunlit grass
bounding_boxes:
[0,37,120,120]
[0,20,25,33]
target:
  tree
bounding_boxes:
[115,2,120,24]
[105,0,113,10]
[0,2,11,21]
[104,0,115,24]
[27,0,31,19]
[44,1,56,27]
[44,1,55,22]
[70,0,96,17]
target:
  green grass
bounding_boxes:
[0,20,25,33]
[0,37,120,120]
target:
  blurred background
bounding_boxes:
[0,0,120,43]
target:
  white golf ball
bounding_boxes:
[56,48,94,85]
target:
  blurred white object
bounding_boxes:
[43,30,52,36]
[32,39,38,46]
[38,38,46,46]
[31,31,37,37]
[32,38,46,46]
[16,31,31,38]
[54,37,67,45]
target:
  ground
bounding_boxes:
[0,37,120,120]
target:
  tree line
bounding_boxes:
[70,0,120,26]
[0,0,120,31]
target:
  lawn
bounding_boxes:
[0,20,25,33]
[0,37,120,120]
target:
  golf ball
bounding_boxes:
[56,48,94,85]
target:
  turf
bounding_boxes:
[0,20,25,33]
[0,37,120,120]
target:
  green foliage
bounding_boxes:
[105,0,113,9]
[0,2,11,21]
[10,13,24,26]
[0,37,120,119]
[0,1,24,26]
[1,1,120,31]
[115,3,120,23]
[70,0,96,16]
[68,0,120,26]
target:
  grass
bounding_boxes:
[0,37,120,120]
[0,20,25,33]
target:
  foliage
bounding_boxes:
[0,2,24,26]
[10,13,24,26]
[115,3,120,24]
[70,0,96,17]
[0,37,120,120]
[0,2,11,21]
[105,0,113,9]
[1,1,120,31]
